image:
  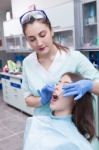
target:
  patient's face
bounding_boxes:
[50,74,74,116]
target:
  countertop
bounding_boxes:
[0,72,22,79]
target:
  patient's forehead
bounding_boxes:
[60,74,72,83]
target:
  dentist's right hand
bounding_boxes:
[37,83,55,105]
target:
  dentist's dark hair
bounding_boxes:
[62,72,95,141]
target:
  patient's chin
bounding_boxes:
[50,104,55,111]
[50,103,56,111]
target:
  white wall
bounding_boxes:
[11,0,73,18]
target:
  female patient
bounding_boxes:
[23,72,95,150]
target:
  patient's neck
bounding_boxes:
[54,110,71,117]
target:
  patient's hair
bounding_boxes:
[62,72,95,141]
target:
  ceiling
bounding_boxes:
[0,0,11,11]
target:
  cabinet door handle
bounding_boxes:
[1,75,10,80]
[10,82,21,89]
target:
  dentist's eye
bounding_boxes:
[27,37,36,42]
[39,31,46,37]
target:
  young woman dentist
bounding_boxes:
[20,9,99,116]
[23,72,95,150]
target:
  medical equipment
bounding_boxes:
[20,10,48,25]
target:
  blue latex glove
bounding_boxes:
[62,80,93,100]
[38,83,55,105]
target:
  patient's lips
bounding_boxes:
[51,94,58,103]
[53,95,58,100]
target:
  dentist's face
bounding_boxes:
[25,20,54,55]
[50,74,74,116]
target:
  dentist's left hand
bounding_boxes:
[62,80,93,100]
[38,83,55,105]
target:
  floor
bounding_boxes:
[0,90,29,150]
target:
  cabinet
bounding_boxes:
[44,1,74,48]
[82,0,96,4]
[83,0,97,47]
[54,29,74,48]
[45,1,74,30]
[1,75,11,103]
[1,73,33,115]
[75,0,99,49]
[11,0,71,18]
[5,36,21,50]
[3,19,32,52]
[89,51,99,68]
[12,0,74,30]
[10,77,33,115]
[3,1,75,52]
[74,0,99,68]
[4,35,32,52]
[3,19,22,37]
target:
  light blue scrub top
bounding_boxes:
[22,50,99,115]
[23,115,93,150]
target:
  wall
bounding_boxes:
[0,11,6,48]
[11,0,73,18]
[0,10,13,68]
[0,11,6,68]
